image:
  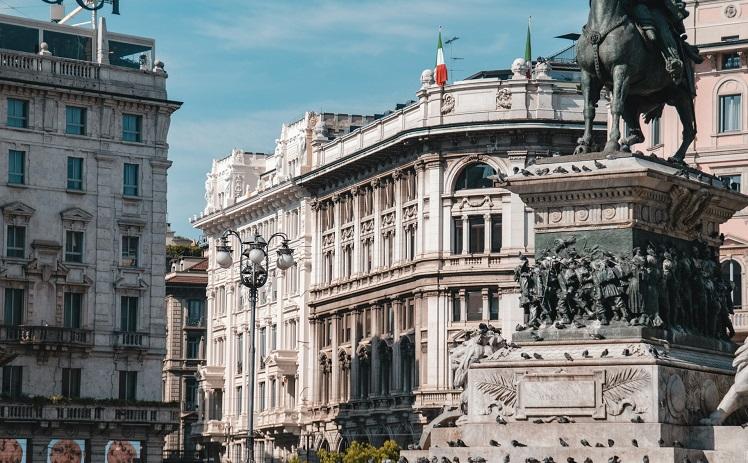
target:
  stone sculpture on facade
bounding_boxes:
[515,237,735,338]
[450,324,506,390]
[575,0,702,161]
[702,342,748,425]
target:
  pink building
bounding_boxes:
[629,0,748,339]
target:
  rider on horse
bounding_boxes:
[629,0,701,86]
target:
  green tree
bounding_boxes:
[317,449,342,463]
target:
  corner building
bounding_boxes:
[0,13,180,463]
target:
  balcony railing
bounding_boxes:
[0,325,93,348]
[112,331,149,349]
[184,317,205,328]
[413,389,462,409]
[0,402,178,425]
[731,308,748,332]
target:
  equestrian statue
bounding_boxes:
[574,0,703,162]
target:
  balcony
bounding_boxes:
[0,325,93,349]
[0,401,178,426]
[413,389,462,409]
[164,358,204,372]
[184,316,206,329]
[731,308,748,341]
[112,331,150,349]
[192,419,227,441]
[256,409,300,430]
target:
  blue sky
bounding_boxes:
[6,0,586,238]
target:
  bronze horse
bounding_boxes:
[574,0,697,162]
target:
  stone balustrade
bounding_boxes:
[0,402,178,424]
[413,389,462,409]
[0,325,93,348]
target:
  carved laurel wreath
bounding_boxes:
[476,374,517,408]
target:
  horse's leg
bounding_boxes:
[621,106,644,152]
[574,70,603,155]
[605,65,630,155]
[669,91,696,164]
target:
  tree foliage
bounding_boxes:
[316,440,400,463]
[166,244,203,259]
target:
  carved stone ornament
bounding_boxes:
[496,88,512,110]
[725,4,738,18]
[441,94,456,115]
[603,368,651,416]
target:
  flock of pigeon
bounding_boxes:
[419,454,703,463]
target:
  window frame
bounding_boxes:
[8,149,25,185]
[67,156,84,191]
[65,106,87,136]
[118,370,137,401]
[121,235,139,267]
[63,292,82,329]
[455,163,498,191]
[122,113,143,142]
[4,288,23,326]
[6,225,26,259]
[123,162,140,196]
[65,230,84,263]
[7,98,28,129]
[2,365,22,399]
[120,296,138,332]
[62,368,81,398]
[719,94,742,133]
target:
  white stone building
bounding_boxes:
[0,12,180,463]
[192,57,606,462]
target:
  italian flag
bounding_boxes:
[435,30,448,87]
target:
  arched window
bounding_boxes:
[722,260,743,309]
[455,163,497,191]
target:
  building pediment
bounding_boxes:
[722,233,748,248]
[2,201,35,220]
[60,207,93,223]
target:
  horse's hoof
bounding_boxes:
[603,142,620,155]
[620,144,631,153]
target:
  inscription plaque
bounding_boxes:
[515,371,605,420]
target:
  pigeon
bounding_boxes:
[453,458,460,463]
[512,440,526,447]
[594,160,607,169]
[622,348,631,356]
[631,416,644,423]
[521,169,534,176]
[581,349,590,358]
[608,458,621,463]
[442,457,451,463]
[530,332,544,341]
[574,321,586,329]
[521,352,532,360]
[657,438,665,446]
[533,353,543,360]
[564,352,573,361]
[590,333,605,340]
[608,439,614,447]
[489,440,501,447]
[447,441,456,447]
[510,342,520,349]
[516,324,527,332]
[567,459,577,463]
[496,415,508,425]
[513,167,520,174]
[560,438,569,447]
[643,457,649,463]
[557,416,572,423]
[555,321,566,329]
[649,346,660,359]
[488,172,510,184]
[584,460,593,463]
[526,459,540,463]
[503,457,510,463]
[681,459,691,463]
[595,443,605,448]
[553,166,569,174]
[571,165,582,173]
[533,418,544,424]
[581,440,591,447]
[582,165,592,172]
[673,440,683,448]
[536,168,550,176]
[600,349,609,358]
[632,439,639,447]
[544,458,556,463]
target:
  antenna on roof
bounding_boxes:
[443,35,462,79]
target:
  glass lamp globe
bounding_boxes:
[215,248,233,268]
[277,249,295,270]
[248,247,266,265]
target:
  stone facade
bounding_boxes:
[191,62,606,462]
[628,0,748,339]
[0,13,180,463]
[164,256,208,461]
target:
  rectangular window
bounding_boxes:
[67,157,83,190]
[64,292,82,329]
[258,382,266,411]
[122,114,142,142]
[187,299,204,325]
[65,106,86,135]
[123,163,139,196]
[720,174,742,192]
[6,225,25,258]
[7,98,28,128]
[235,386,243,414]
[121,236,139,267]
[2,366,22,399]
[489,290,500,320]
[651,116,661,146]
[8,150,25,185]
[62,368,81,398]
[259,327,266,359]
[452,293,461,322]
[468,216,485,254]
[723,52,741,70]
[466,290,483,321]
[4,288,23,326]
[452,217,463,254]
[270,378,276,408]
[185,377,198,411]
[120,296,138,332]
[186,333,201,359]
[118,370,137,400]
[212,389,223,420]
[491,215,503,253]
[271,324,277,351]
[720,94,742,133]
[236,333,243,373]
[65,230,84,263]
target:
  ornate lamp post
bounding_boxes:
[215,231,295,463]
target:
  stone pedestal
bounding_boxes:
[408,153,748,462]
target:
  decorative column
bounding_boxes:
[350,309,361,399]
[310,318,321,405]
[310,201,321,286]
[331,314,340,404]
[461,215,469,255]
[458,289,467,322]
[415,160,427,258]
[371,179,382,270]
[392,299,403,393]
[393,171,403,264]
[370,304,381,396]
[332,194,341,283]
[482,288,490,320]
[351,187,361,277]
[484,214,492,254]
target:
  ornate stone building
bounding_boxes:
[192,59,606,461]
[629,0,748,339]
[191,114,376,463]
[0,12,180,463]
[164,255,209,461]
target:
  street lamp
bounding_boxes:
[215,230,295,463]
